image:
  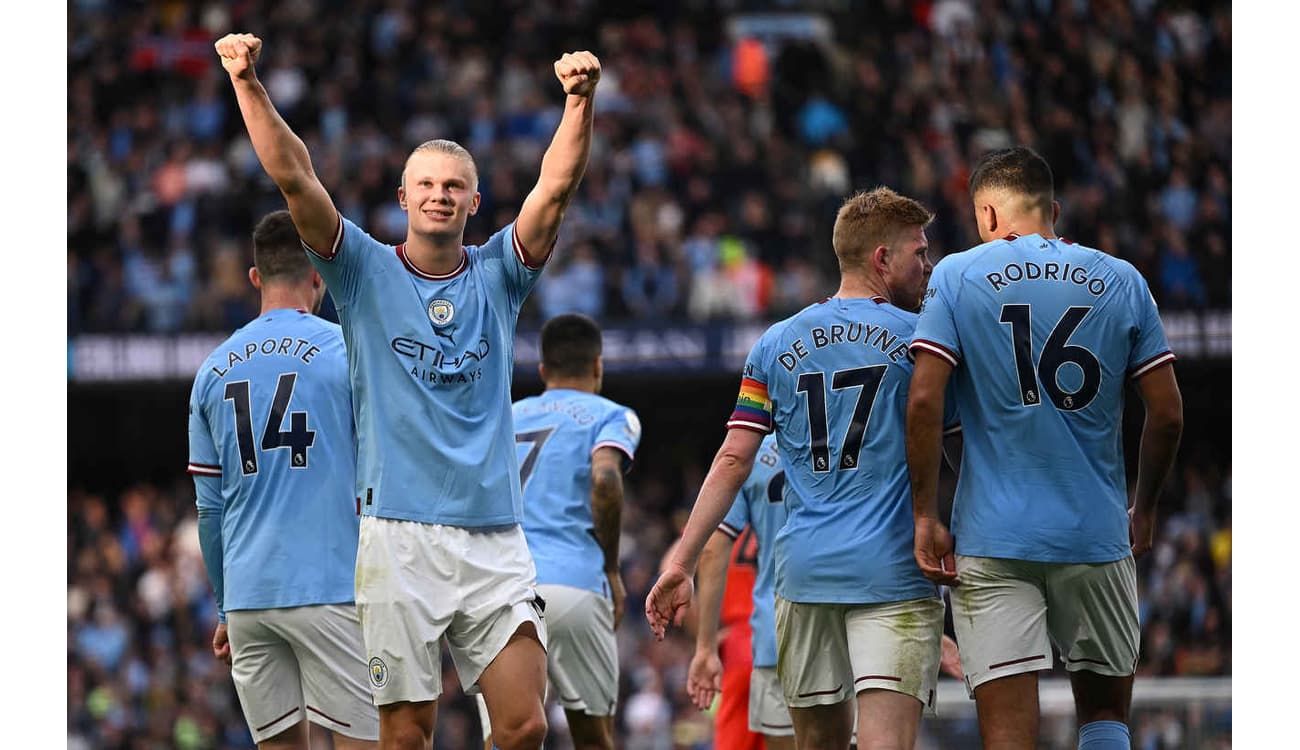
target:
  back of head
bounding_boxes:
[968,146,1055,217]
[540,314,603,380]
[252,211,313,284]
[831,187,934,273]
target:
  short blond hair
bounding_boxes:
[401,139,478,189]
[831,187,934,271]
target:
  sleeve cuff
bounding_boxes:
[513,224,553,271]
[717,522,743,540]
[909,339,960,367]
[187,462,222,476]
[302,214,345,260]
[726,420,772,434]
[1130,351,1176,379]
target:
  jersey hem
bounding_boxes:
[363,509,522,528]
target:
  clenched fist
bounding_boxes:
[215,33,262,80]
[554,51,601,97]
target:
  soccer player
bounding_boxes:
[215,32,602,750]
[508,313,642,750]
[906,146,1184,750]
[648,188,958,750]
[688,434,794,749]
[188,210,378,749]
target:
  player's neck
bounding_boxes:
[997,213,1057,240]
[403,231,465,276]
[834,274,890,303]
[259,286,314,315]
[545,378,597,394]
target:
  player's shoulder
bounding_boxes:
[465,222,515,262]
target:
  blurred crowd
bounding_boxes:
[67,0,1229,336]
[67,438,1230,749]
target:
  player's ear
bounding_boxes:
[593,356,603,382]
[1051,200,1061,225]
[872,244,890,273]
[538,362,547,382]
[469,191,481,216]
[980,203,997,237]
[311,270,323,290]
[397,184,407,211]
[248,266,262,290]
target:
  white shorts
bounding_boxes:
[354,516,547,705]
[748,667,794,736]
[950,555,1138,696]
[226,604,379,743]
[537,583,619,717]
[775,596,944,712]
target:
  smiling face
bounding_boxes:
[398,150,480,242]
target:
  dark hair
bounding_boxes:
[541,314,603,378]
[968,146,1055,214]
[252,210,313,282]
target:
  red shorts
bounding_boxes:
[716,623,764,750]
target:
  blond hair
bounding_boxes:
[401,139,478,190]
[831,187,934,272]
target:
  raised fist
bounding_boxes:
[215,33,262,80]
[554,51,601,97]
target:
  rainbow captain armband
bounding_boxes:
[727,377,773,433]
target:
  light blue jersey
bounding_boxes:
[911,233,1175,564]
[187,309,357,612]
[717,435,787,668]
[729,297,955,604]
[306,216,544,527]
[512,389,641,595]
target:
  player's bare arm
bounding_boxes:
[906,350,959,586]
[645,428,762,640]
[215,33,340,255]
[591,446,626,628]
[687,530,733,710]
[514,51,601,264]
[1130,363,1183,557]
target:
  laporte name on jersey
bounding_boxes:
[209,336,324,378]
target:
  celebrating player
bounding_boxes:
[188,211,378,749]
[216,31,601,750]
[500,313,641,750]
[648,188,959,750]
[906,146,1184,750]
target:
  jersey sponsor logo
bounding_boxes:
[427,299,455,327]
[369,657,389,688]
[391,336,491,371]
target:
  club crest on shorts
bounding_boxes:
[427,299,455,327]
[369,657,389,688]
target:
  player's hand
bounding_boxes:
[215,33,262,81]
[914,516,959,586]
[554,51,601,97]
[687,648,724,711]
[212,622,232,666]
[645,562,693,641]
[940,634,963,679]
[606,569,627,629]
[1130,506,1156,558]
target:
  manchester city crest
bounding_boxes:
[369,657,389,688]
[428,299,455,327]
